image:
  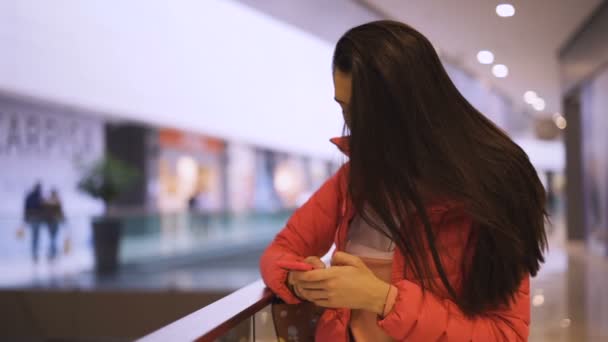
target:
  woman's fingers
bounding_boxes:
[297,287,328,301]
[291,268,332,283]
[297,279,331,290]
[289,271,307,284]
[303,256,326,269]
[331,251,365,268]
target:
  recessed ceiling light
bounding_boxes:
[554,113,567,129]
[492,64,509,78]
[477,50,494,64]
[532,294,545,307]
[532,98,546,111]
[496,4,515,17]
[524,91,538,104]
[555,116,567,129]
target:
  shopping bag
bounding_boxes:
[15,224,26,240]
[63,236,72,255]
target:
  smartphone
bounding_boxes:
[277,260,315,271]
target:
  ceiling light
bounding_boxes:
[532,294,545,307]
[524,91,538,104]
[496,4,515,17]
[554,113,567,129]
[555,116,567,129]
[477,50,494,64]
[532,98,546,111]
[492,64,509,78]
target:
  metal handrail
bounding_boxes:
[138,279,273,342]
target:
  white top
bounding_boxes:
[345,210,395,260]
[345,209,397,342]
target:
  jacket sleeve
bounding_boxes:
[378,273,530,341]
[260,165,345,304]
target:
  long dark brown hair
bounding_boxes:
[333,20,547,316]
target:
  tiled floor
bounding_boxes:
[530,242,608,341]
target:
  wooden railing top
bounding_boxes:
[137,279,273,342]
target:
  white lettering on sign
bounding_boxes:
[0,109,99,162]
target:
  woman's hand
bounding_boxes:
[287,256,326,300]
[291,252,391,314]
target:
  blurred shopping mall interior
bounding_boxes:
[1,0,607,341]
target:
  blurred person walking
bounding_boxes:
[43,188,65,261]
[23,182,44,262]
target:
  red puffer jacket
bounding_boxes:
[260,137,530,342]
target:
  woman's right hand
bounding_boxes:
[288,256,326,300]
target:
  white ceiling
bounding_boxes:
[363,0,602,115]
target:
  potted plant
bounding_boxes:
[78,156,138,274]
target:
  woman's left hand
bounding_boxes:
[293,251,391,314]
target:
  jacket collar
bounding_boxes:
[329,136,350,157]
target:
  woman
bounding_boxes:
[260,20,546,341]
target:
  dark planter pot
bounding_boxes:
[92,217,122,274]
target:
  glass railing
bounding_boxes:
[117,210,292,264]
[0,210,292,286]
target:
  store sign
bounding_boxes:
[159,128,225,154]
[0,98,104,218]
[0,110,99,160]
